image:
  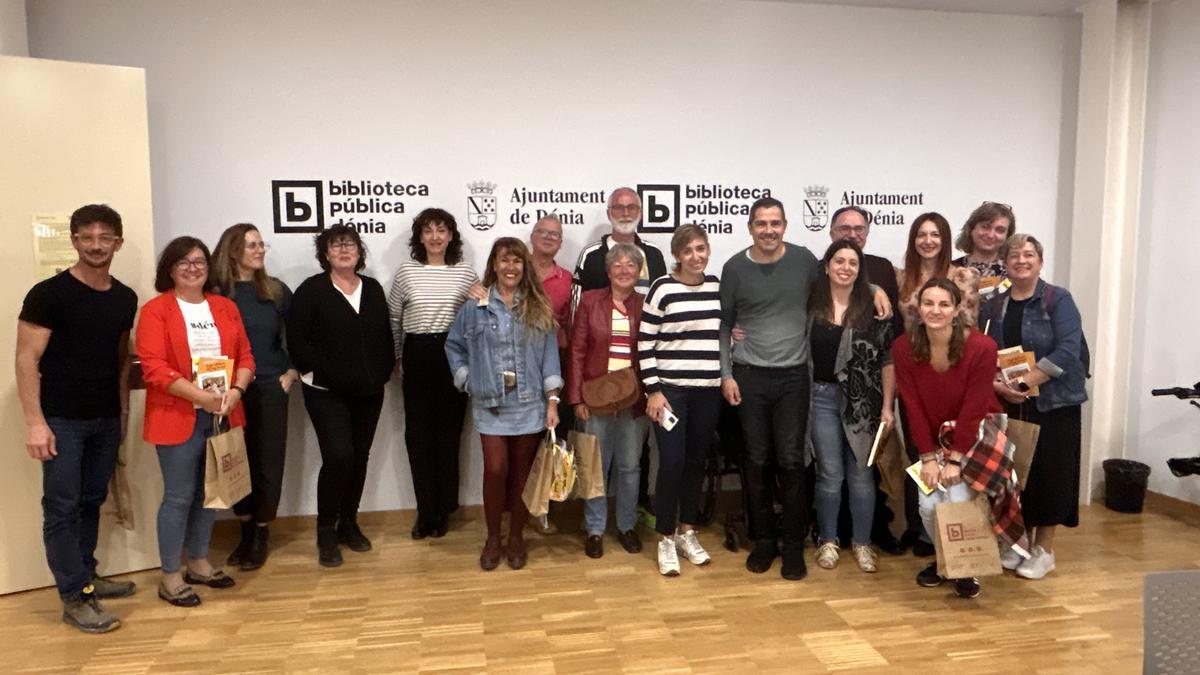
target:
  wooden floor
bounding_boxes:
[2,499,1192,674]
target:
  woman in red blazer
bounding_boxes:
[567,242,649,560]
[136,236,254,608]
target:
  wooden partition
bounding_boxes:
[0,55,160,594]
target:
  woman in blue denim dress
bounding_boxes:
[445,238,562,571]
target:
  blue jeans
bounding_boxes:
[918,480,976,542]
[42,417,120,600]
[812,382,875,546]
[583,409,648,535]
[156,411,217,573]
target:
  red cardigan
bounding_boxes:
[136,291,255,445]
[892,330,1000,462]
[568,287,645,417]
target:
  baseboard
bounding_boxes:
[1143,491,1200,528]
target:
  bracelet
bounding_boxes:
[548,395,561,403]
[231,384,246,395]
[945,457,962,466]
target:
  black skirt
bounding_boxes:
[1010,402,1082,528]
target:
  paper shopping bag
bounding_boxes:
[1006,418,1041,487]
[934,496,1002,579]
[204,418,251,510]
[548,431,577,502]
[874,425,909,540]
[569,429,605,500]
[522,431,557,517]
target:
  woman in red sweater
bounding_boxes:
[891,278,1000,599]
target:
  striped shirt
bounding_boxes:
[608,305,633,371]
[638,274,722,392]
[387,260,479,357]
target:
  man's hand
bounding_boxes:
[872,287,893,320]
[721,378,742,406]
[731,324,747,343]
[26,422,57,461]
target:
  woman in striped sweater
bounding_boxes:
[638,224,723,577]
[387,208,480,540]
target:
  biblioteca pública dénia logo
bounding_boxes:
[272,179,430,234]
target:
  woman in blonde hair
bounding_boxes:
[445,237,562,571]
[210,223,297,571]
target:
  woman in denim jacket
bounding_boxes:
[445,238,562,571]
[979,233,1088,581]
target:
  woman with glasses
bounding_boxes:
[136,237,255,606]
[444,238,561,571]
[387,208,478,540]
[288,224,395,567]
[209,224,297,570]
[952,202,1016,279]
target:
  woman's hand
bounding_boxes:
[197,389,223,414]
[940,461,962,487]
[574,403,590,423]
[218,387,242,416]
[880,406,895,432]
[993,379,1027,404]
[280,369,299,393]
[646,392,671,424]
[546,399,560,430]
[919,459,941,490]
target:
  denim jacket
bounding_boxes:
[979,278,1089,412]
[444,287,563,408]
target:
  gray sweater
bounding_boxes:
[718,242,819,378]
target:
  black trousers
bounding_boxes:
[402,333,467,523]
[733,364,811,543]
[301,384,385,528]
[233,379,289,523]
[652,385,721,536]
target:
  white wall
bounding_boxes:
[1127,0,1200,503]
[26,0,1081,517]
[0,0,27,56]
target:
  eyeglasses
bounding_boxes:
[831,224,868,235]
[532,229,562,241]
[329,240,358,250]
[244,241,271,251]
[73,234,119,246]
[175,258,208,270]
[609,204,640,213]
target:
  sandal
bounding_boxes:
[183,568,236,589]
[158,581,201,607]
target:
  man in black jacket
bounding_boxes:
[571,187,667,317]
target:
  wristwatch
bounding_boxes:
[230,384,246,395]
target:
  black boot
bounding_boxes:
[337,517,372,552]
[227,520,255,566]
[780,538,808,581]
[317,526,342,568]
[241,524,270,571]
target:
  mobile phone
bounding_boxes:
[661,409,679,431]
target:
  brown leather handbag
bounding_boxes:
[580,367,640,415]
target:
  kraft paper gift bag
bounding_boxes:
[874,425,909,540]
[934,496,1002,579]
[522,431,558,517]
[569,429,605,501]
[204,417,251,510]
[1006,418,1041,487]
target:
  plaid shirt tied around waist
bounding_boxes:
[938,413,1026,548]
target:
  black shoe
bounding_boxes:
[430,514,448,539]
[875,531,902,555]
[337,518,372,552]
[954,577,981,599]
[912,540,936,557]
[899,530,920,551]
[746,538,779,574]
[780,540,807,581]
[916,562,944,587]
[617,529,642,554]
[411,513,431,540]
[227,520,255,566]
[241,524,270,571]
[585,534,604,559]
[183,569,236,589]
[317,527,342,568]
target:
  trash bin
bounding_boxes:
[1103,459,1151,513]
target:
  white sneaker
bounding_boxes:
[673,530,711,566]
[658,537,681,576]
[1000,545,1023,571]
[815,541,839,569]
[1015,545,1056,580]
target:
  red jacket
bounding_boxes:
[568,288,645,417]
[136,291,255,445]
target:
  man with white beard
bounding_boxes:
[571,187,667,315]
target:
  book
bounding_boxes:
[906,461,937,496]
[997,346,1039,396]
[867,421,889,467]
[193,356,234,395]
[978,276,1011,302]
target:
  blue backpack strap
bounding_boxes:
[1043,284,1091,378]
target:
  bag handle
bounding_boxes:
[212,414,227,435]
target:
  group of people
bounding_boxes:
[17,189,1089,634]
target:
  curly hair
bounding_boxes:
[408,208,464,265]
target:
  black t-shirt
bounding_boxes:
[231,280,292,380]
[1003,297,1029,350]
[811,318,844,383]
[19,270,138,418]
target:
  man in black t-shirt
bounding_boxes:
[16,204,139,634]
